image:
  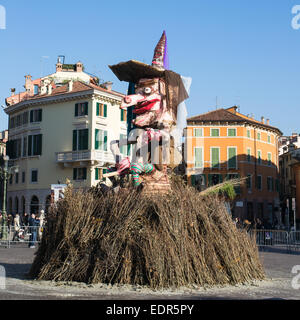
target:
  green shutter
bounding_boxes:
[83,168,87,180]
[211,129,219,137]
[228,129,236,136]
[195,148,203,168]
[211,148,219,168]
[75,104,79,117]
[228,148,237,169]
[83,129,89,150]
[104,131,108,151]
[28,135,33,156]
[30,111,34,123]
[95,168,99,181]
[37,134,42,156]
[96,103,100,116]
[95,129,100,150]
[191,175,196,186]
[104,104,107,118]
[73,130,77,151]
[85,102,88,116]
[38,109,42,122]
[121,109,124,121]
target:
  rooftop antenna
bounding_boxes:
[216,96,218,109]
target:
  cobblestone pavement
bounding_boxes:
[0,246,299,300]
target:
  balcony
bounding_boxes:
[56,150,115,167]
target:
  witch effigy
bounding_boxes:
[104,31,192,193]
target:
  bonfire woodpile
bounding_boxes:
[29,179,265,289]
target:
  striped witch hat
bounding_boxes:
[152,31,169,70]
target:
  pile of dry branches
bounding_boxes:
[29,181,265,289]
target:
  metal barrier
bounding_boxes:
[0,226,42,248]
[250,230,300,253]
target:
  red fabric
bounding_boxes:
[133,99,160,115]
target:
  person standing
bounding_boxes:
[12,213,21,241]
[28,213,40,249]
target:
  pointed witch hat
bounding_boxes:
[109,31,169,83]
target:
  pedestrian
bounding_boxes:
[12,213,21,241]
[23,213,29,226]
[28,213,40,249]
[38,210,45,241]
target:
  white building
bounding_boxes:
[4,80,127,215]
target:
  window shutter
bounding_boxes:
[73,130,77,151]
[75,104,79,117]
[191,175,196,186]
[228,148,237,169]
[95,129,99,150]
[96,103,100,116]
[104,104,107,118]
[104,131,108,151]
[211,148,219,168]
[28,135,33,156]
[95,168,99,181]
[37,134,42,156]
[83,129,89,150]
[85,102,88,116]
[195,148,203,168]
[73,168,77,181]
[83,168,87,180]
[30,111,34,123]
[121,109,124,121]
[38,109,42,122]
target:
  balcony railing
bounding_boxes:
[56,150,115,164]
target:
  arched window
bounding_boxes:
[45,195,51,214]
[8,197,12,214]
[21,197,26,215]
[14,197,19,214]
[30,196,39,214]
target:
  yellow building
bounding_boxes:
[186,106,282,225]
[4,80,126,214]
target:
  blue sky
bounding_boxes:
[0,0,299,135]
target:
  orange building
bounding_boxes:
[186,106,282,225]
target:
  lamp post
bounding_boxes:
[0,155,19,239]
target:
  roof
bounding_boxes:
[187,108,282,135]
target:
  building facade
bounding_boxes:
[4,80,126,215]
[186,106,282,225]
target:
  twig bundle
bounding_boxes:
[30,180,264,289]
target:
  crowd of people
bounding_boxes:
[0,210,46,248]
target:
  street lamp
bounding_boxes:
[0,155,19,239]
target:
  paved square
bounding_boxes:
[0,246,299,300]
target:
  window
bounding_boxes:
[256,175,262,190]
[121,109,127,122]
[228,128,236,137]
[23,112,29,125]
[73,168,87,181]
[194,147,203,168]
[96,103,107,118]
[247,129,251,138]
[95,129,107,151]
[194,128,203,137]
[267,177,273,192]
[268,135,271,143]
[9,175,13,185]
[22,171,26,183]
[7,139,22,159]
[211,128,220,137]
[268,153,272,166]
[30,109,42,123]
[257,150,262,164]
[73,129,89,151]
[23,137,27,157]
[228,147,237,169]
[31,170,38,183]
[208,174,222,186]
[75,102,88,117]
[95,168,101,181]
[246,174,252,189]
[34,85,39,95]
[28,134,42,156]
[211,147,220,169]
[247,148,251,162]
[191,174,206,189]
[15,172,19,184]
[257,132,261,141]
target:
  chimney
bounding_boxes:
[10,88,16,96]
[227,106,238,114]
[68,80,73,92]
[40,81,47,95]
[24,75,33,93]
[56,62,63,72]
[76,62,83,73]
[103,81,113,91]
[266,119,270,125]
[48,84,52,95]
[261,116,265,124]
